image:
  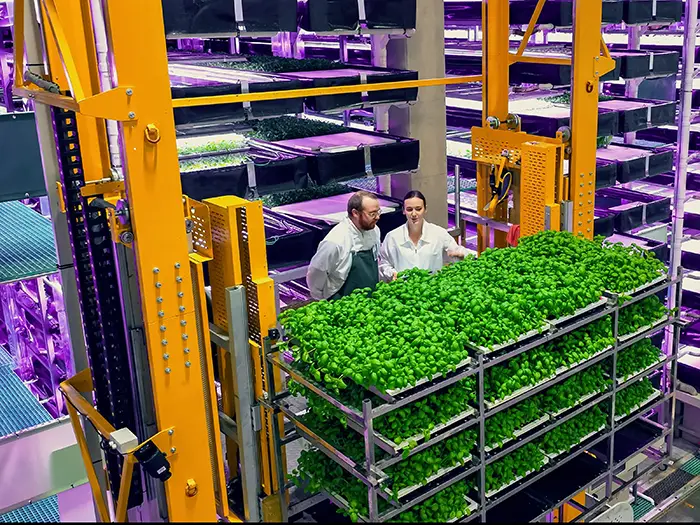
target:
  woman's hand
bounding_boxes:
[391,271,398,281]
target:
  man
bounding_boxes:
[307,191,389,300]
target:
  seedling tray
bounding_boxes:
[385,454,474,500]
[380,406,477,454]
[548,298,610,328]
[621,0,683,23]
[554,346,613,376]
[614,388,663,422]
[375,356,476,402]
[472,323,550,355]
[485,457,550,499]
[299,0,417,32]
[447,496,479,523]
[597,144,675,184]
[485,373,557,410]
[484,414,551,453]
[618,315,670,343]
[595,198,644,233]
[598,186,671,224]
[618,273,668,297]
[609,50,680,79]
[542,424,607,460]
[548,389,608,419]
[598,98,676,133]
[616,354,666,385]
[162,0,297,36]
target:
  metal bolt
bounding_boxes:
[162,339,168,346]
[157,297,163,303]
[165,367,171,374]
[178,292,184,298]
[153,267,160,274]
[176,276,183,283]
[170,447,176,453]
[185,361,191,368]
[119,231,134,244]
[175,262,181,269]
[163,353,170,360]
[126,88,133,96]
[168,429,174,435]
[182,334,188,340]
[158,311,164,317]
[184,348,190,354]
[128,111,136,119]
[155,282,162,288]
[160,325,166,332]
[179,306,186,312]
[180,320,187,326]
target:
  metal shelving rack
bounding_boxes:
[265,272,683,522]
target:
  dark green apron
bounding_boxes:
[331,247,379,300]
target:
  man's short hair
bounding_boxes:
[347,191,378,216]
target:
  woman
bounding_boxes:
[380,191,469,279]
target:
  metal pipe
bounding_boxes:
[666,0,698,352]
[455,164,462,239]
[90,0,123,180]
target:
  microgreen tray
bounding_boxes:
[619,273,669,297]
[473,323,551,355]
[614,389,663,422]
[374,356,477,402]
[386,454,473,500]
[548,389,607,419]
[618,315,670,343]
[616,354,666,385]
[484,414,551,453]
[447,496,479,523]
[554,345,613,375]
[548,297,610,327]
[542,424,607,460]
[383,406,477,454]
[484,457,550,499]
[485,374,557,410]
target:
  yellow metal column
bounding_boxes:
[98,1,217,521]
[479,0,510,252]
[569,0,609,238]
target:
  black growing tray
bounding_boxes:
[252,130,420,185]
[299,0,417,31]
[597,187,672,225]
[609,50,680,79]
[622,0,683,23]
[170,75,304,126]
[595,212,616,237]
[162,0,297,36]
[598,98,676,133]
[596,198,644,232]
[179,150,308,201]
[264,209,324,270]
[597,144,675,184]
[444,0,624,27]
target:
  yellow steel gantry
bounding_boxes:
[11,0,612,521]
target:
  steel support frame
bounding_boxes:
[269,276,682,522]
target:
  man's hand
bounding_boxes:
[392,271,398,281]
[447,249,466,259]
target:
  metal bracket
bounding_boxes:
[251,405,262,432]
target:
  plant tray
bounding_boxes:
[485,457,550,499]
[614,389,663,422]
[548,389,608,419]
[616,354,667,385]
[383,406,477,453]
[485,374,557,410]
[618,315,670,343]
[484,414,551,453]
[472,323,551,355]
[618,273,668,297]
[542,424,607,460]
[373,357,476,402]
[548,297,610,327]
[554,345,613,375]
[447,496,480,523]
[388,455,474,500]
